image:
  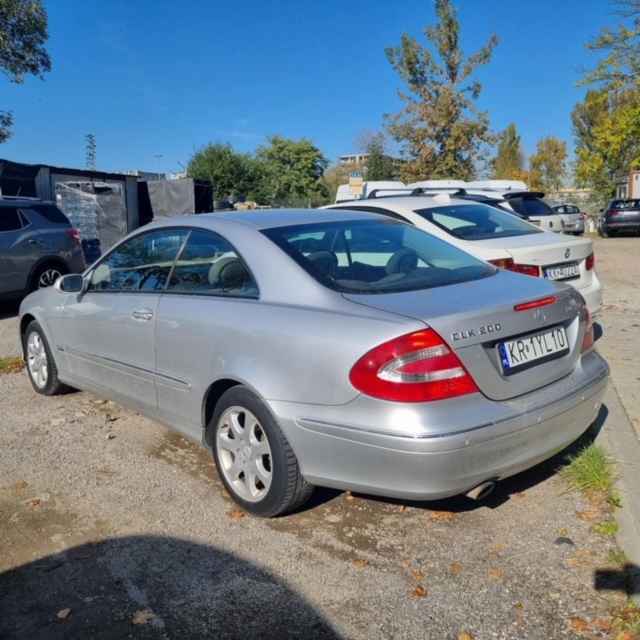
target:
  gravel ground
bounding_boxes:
[0,301,20,359]
[591,235,640,437]
[0,236,637,639]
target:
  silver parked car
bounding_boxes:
[551,203,586,235]
[1,198,85,299]
[19,210,608,516]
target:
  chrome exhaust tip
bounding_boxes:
[465,480,497,501]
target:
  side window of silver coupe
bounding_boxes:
[88,228,189,293]
[166,229,258,298]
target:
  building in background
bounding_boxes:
[615,169,640,200]
[339,153,369,167]
[0,158,213,260]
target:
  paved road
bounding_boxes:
[0,235,636,639]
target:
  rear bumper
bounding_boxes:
[575,273,602,317]
[270,351,609,501]
[604,220,640,231]
[67,247,86,274]
[562,222,585,233]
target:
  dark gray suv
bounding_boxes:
[0,198,85,299]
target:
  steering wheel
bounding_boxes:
[137,267,168,291]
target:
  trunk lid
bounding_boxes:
[344,270,586,401]
[484,233,594,292]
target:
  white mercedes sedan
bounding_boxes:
[325,194,602,316]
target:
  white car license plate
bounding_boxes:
[498,326,569,375]
[544,262,579,281]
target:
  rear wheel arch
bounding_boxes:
[202,379,243,446]
[27,256,69,291]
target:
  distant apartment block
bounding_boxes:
[339,153,370,166]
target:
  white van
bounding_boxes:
[335,181,406,203]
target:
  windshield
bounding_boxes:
[611,199,640,210]
[262,219,495,294]
[415,203,542,241]
[507,197,554,217]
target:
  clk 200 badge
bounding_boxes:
[451,322,502,342]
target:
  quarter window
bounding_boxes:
[0,208,23,232]
[89,228,188,292]
[166,229,258,297]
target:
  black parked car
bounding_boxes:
[0,198,85,300]
[599,199,640,237]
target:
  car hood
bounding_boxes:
[343,270,587,401]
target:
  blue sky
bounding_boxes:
[1,0,614,174]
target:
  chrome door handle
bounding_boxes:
[131,309,154,321]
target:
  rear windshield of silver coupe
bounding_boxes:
[262,219,495,294]
[416,203,542,241]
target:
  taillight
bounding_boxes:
[581,307,594,353]
[489,258,514,270]
[349,329,479,402]
[585,252,595,270]
[66,228,81,246]
[489,258,540,277]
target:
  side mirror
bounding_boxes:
[56,273,85,293]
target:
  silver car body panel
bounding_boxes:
[19,209,608,500]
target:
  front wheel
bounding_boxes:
[23,321,69,396]
[211,386,313,517]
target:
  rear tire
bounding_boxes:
[210,386,313,517]
[23,320,69,396]
[30,262,68,292]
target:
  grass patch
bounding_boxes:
[593,520,619,537]
[612,602,640,637]
[561,444,615,496]
[607,548,628,567]
[0,356,24,374]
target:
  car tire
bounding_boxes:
[22,320,69,396]
[210,386,313,517]
[30,262,68,292]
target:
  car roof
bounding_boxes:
[329,195,479,212]
[0,197,52,207]
[148,207,384,231]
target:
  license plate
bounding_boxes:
[498,326,569,375]
[544,262,579,281]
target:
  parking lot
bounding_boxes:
[0,235,638,640]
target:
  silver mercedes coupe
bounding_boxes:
[18,209,609,516]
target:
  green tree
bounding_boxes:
[187,143,260,205]
[492,124,525,180]
[529,137,568,193]
[573,3,640,203]
[574,90,640,200]
[255,135,328,206]
[364,133,397,181]
[0,0,51,142]
[581,0,640,90]
[384,0,498,181]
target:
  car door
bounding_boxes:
[60,227,189,413]
[154,228,259,438]
[0,207,31,294]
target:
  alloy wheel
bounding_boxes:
[27,331,48,389]
[216,406,273,502]
[38,268,62,288]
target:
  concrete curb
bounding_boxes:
[597,385,640,605]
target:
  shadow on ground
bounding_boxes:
[0,300,20,321]
[0,535,341,640]
[595,563,640,597]
[302,404,609,516]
